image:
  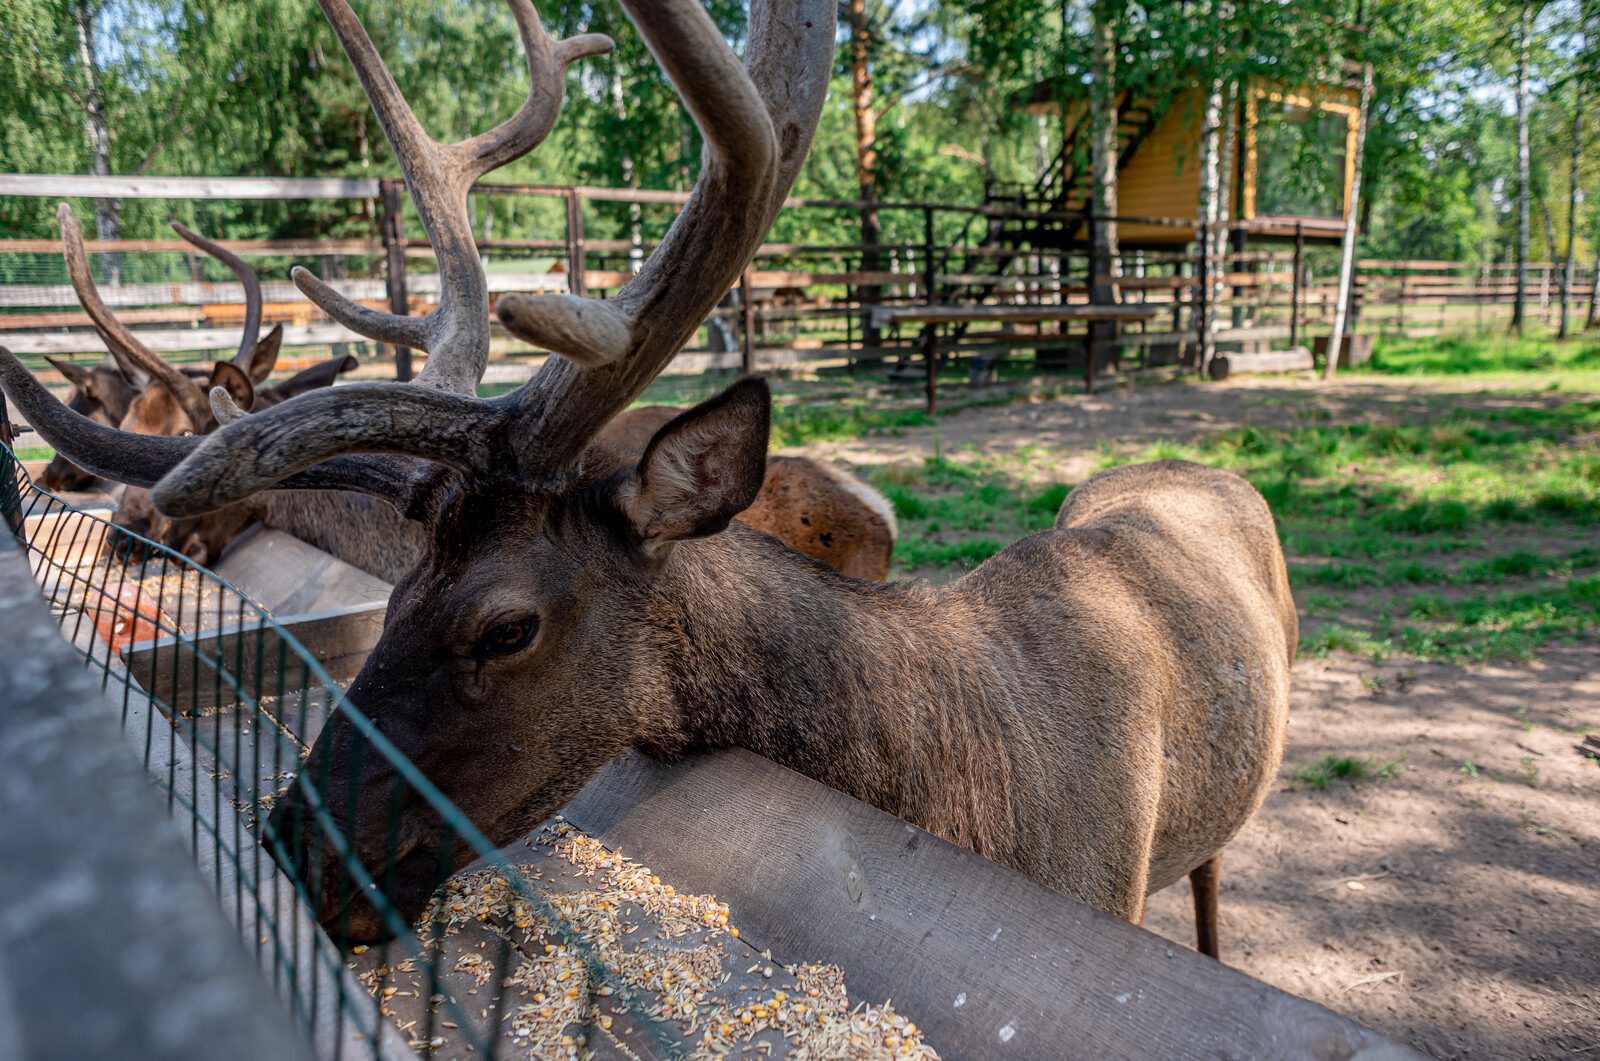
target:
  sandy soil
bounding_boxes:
[788,374,1600,1059]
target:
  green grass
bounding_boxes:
[1083,386,1600,663]
[1301,625,1393,662]
[1366,331,1600,378]
[1290,753,1404,791]
[870,455,1071,575]
[770,403,934,447]
[13,446,53,462]
[1391,576,1600,665]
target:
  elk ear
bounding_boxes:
[243,323,283,384]
[622,376,771,550]
[209,361,255,413]
[45,356,95,396]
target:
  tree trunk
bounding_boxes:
[849,0,882,351]
[1588,200,1600,329]
[1511,0,1532,334]
[1323,63,1373,381]
[1560,68,1584,337]
[1089,1,1120,305]
[72,0,120,286]
[1088,1,1123,374]
[610,67,644,274]
[1196,78,1227,376]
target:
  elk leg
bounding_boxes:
[1190,851,1222,960]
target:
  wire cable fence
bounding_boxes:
[0,439,681,1061]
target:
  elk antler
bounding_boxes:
[147,0,834,518]
[169,221,272,381]
[0,341,417,501]
[290,0,613,396]
[0,206,371,492]
[56,203,213,430]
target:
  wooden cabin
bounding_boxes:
[1016,76,1363,247]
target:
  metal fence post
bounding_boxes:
[380,178,412,382]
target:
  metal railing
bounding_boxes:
[0,440,676,1060]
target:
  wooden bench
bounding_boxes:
[869,304,1163,409]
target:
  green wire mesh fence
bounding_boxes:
[0,439,679,1061]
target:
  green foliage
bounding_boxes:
[1369,334,1600,377]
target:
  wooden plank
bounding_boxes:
[4,322,368,356]
[0,237,383,256]
[871,305,1161,328]
[0,307,205,330]
[213,527,393,617]
[561,750,1423,1061]
[123,599,387,715]
[21,507,114,570]
[0,277,387,309]
[0,173,381,199]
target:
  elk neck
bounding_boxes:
[643,524,1043,865]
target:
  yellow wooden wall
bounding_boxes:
[1115,87,1206,244]
[1105,80,1360,245]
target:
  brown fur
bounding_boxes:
[38,359,140,492]
[274,382,1294,951]
[105,354,359,564]
[602,406,895,580]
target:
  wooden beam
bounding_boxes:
[4,322,368,356]
[123,600,386,716]
[0,307,205,330]
[0,174,381,199]
[0,238,382,256]
[561,749,1425,1061]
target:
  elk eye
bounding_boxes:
[479,616,537,657]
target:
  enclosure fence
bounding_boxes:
[0,437,683,1060]
[1,174,1595,399]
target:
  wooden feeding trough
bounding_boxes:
[185,529,1425,1060]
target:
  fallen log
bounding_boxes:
[1208,346,1314,380]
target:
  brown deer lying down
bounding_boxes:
[601,405,896,580]
[0,0,1292,962]
[45,204,356,563]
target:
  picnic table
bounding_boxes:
[869,303,1163,410]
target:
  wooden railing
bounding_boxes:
[1,174,1594,390]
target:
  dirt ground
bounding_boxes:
[789,374,1600,1060]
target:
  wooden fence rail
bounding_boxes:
[2,173,1595,387]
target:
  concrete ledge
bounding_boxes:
[0,537,313,1061]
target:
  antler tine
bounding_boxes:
[0,347,200,486]
[457,0,613,180]
[169,221,263,375]
[151,384,509,517]
[304,0,612,397]
[56,203,211,429]
[496,0,836,479]
[146,0,832,519]
[0,346,416,503]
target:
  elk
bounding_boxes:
[601,405,896,580]
[37,356,141,491]
[0,0,1294,963]
[44,204,356,562]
